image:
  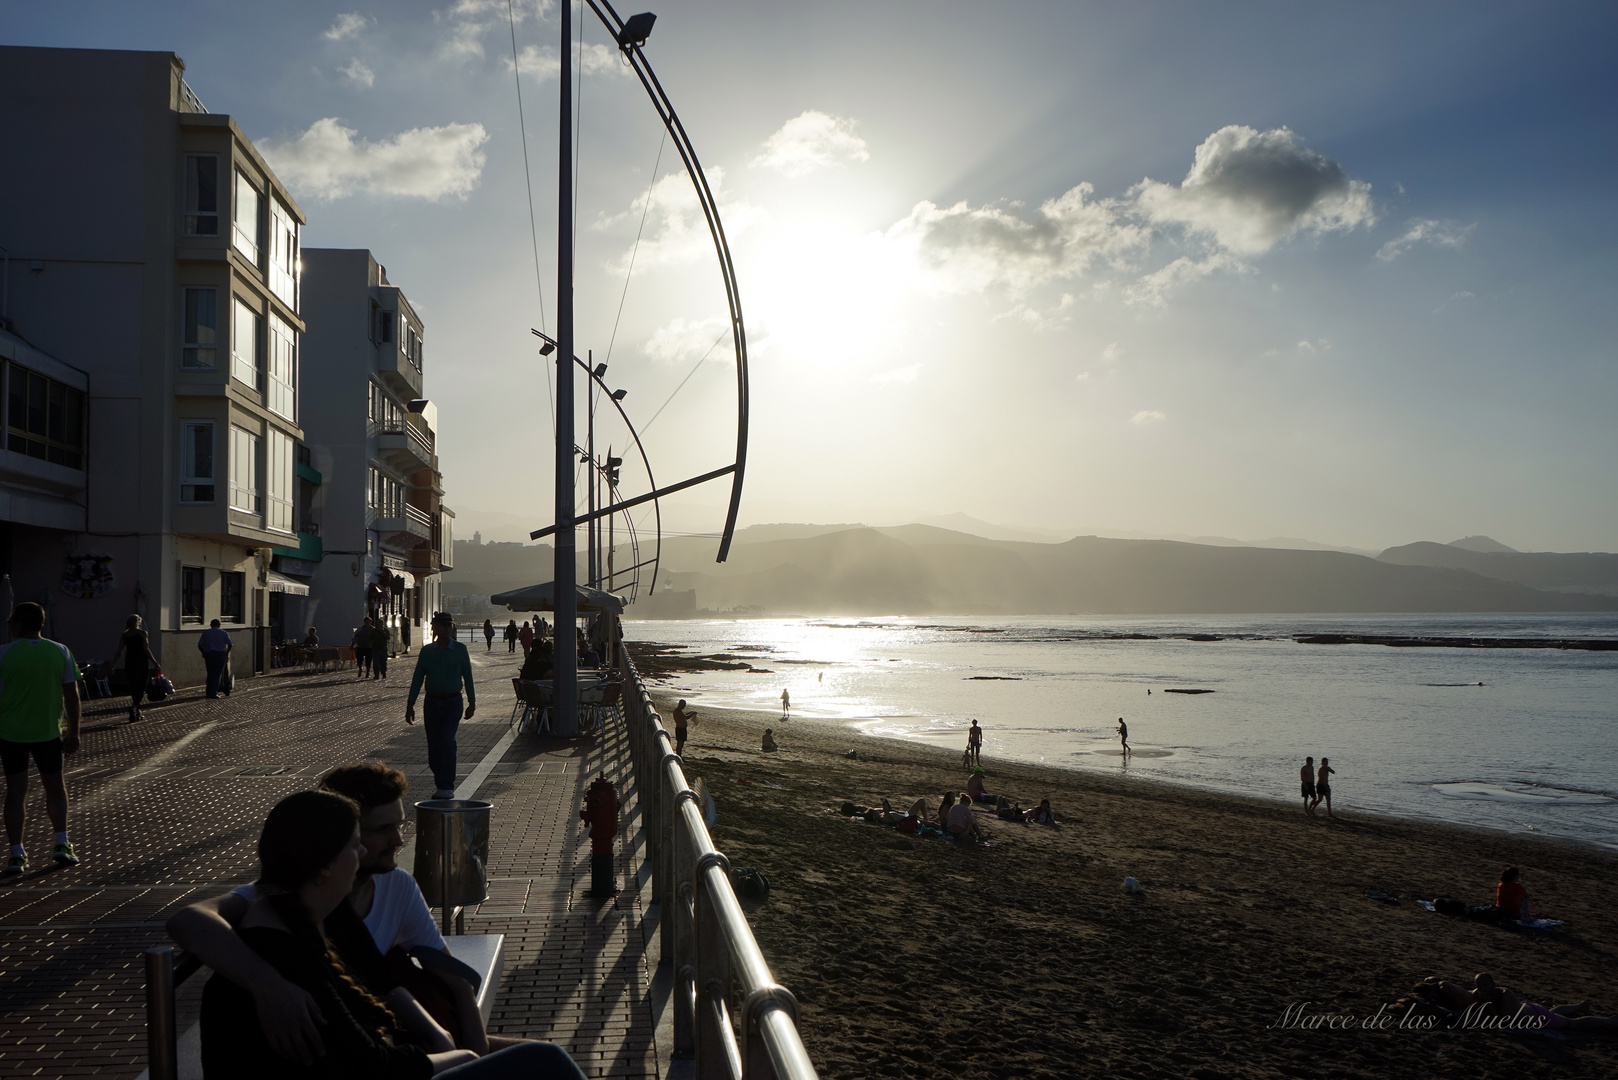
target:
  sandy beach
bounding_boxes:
[632,644,1618,1079]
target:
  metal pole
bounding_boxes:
[144,946,177,1080]
[552,0,578,736]
[441,806,454,938]
[587,351,596,588]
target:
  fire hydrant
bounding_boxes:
[581,775,619,897]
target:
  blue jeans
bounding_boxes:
[201,652,227,697]
[437,1042,587,1080]
[423,694,463,792]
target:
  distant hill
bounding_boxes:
[1377,542,1618,597]
[1448,535,1519,554]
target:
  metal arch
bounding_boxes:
[585,0,749,564]
[576,353,663,595]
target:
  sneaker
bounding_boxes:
[4,852,25,875]
[53,842,79,867]
[432,788,456,799]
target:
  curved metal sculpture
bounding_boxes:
[585,0,750,564]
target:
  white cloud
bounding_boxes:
[324,13,369,40]
[509,42,626,81]
[751,111,870,178]
[605,168,764,270]
[1296,338,1332,354]
[1131,409,1167,425]
[1132,126,1374,255]
[1074,371,1091,381]
[338,59,375,88]
[1127,252,1246,307]
[438,0,549,59]
[1376,218,1476,261]
[259,118,489,200]
[870,362,922,385]
[643,316,729,365]
[1100,342,1122,363]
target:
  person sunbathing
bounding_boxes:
[937,791,956,823]
[966,768,993,804]
[1410,973,1611,1031]
[1025,799,1056,825]
[944,793,984,842]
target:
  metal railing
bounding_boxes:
[619,652,819,1080]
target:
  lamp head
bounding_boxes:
[619,12,656,48]
[611,388,628,401]
[538,341,556,356]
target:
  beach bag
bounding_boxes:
[733,867,770,901]
[147,670,173,701]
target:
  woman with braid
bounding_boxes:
[200,790,586,1079]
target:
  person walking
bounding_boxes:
[351,619,373,679]
[197,619,232,699]
[1312,757,1336,817]
[781,688,790,719]
[504,619,518,653]
[518,620,534,658]
[406,613,477,799]
[370,619,391,680]
[482,618,495,652]
[967,719,984,766]
[1299,756,1317,815]
[109,614,154,723]
[1,602,83,873]
[1117,717,1130,756]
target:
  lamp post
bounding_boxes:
[552,0,578,735]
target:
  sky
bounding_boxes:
[11,1,1618,553]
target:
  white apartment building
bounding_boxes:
[283,249,452,649]
[0,46,307,685]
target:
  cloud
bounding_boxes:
[1074,371,1091,381]
[1376,218,1475,261]
[1132,126,1374,255]
[509,42,626,80]
[605,168,764,270]
[643,316,729,365]
[324,13,369,40]
[438,0,549,59]
[1131,409,1167,425]
[1296,338,1332,354]
[338,59,375,88]
[870,362,922,385]
[259,118,489,200]
[1100,342,1122,363]
[1126,252,1246,307]
[751,111,870,178]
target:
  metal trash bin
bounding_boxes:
[414,798,492,934]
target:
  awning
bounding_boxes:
[265,571,311,596]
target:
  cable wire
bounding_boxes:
[604,130,666,368]
[642,327,731,434]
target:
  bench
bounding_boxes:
[137,933,505,1080]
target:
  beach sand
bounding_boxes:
[632,646,1618,1079]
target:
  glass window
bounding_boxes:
[267,313,296,420]
[185,156,219,236]
[6,363,85,469]
[233,171,261,263]
[268,200,299,308]
[183,288,218,369]
[220,570,245,622]
[230,425,262,515]
[181,566,205,623]
[180,421,214,502]
[267,429,294,534]
[378,309,394,343]
[232,298,261,389]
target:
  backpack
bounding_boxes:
[733,866,770,902]
[147,670,173,701]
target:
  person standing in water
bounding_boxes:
[967,719,984,766]
[1299,756,1317,815]
[780,688,790,719]
[1117,717,1130,756]
[1312,757,1336,817]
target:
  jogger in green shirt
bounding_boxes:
[0,602,83,873]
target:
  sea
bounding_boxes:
[626,613,1618,850]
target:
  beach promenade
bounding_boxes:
[0,647,660,1079]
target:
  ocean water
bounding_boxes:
[627,614,1618,849]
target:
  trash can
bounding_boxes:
[414,798,492,934]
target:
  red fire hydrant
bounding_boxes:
[581,775,619,896]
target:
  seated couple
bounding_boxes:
[171,762,585,1079]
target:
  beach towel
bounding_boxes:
[1416,900,1564,931]
[1365,890,1399,904]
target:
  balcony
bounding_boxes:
[376,422,434,472]
[373,503,433,546]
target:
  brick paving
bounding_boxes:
[0,648,659,1079]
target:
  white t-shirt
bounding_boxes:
[233,868,446,955]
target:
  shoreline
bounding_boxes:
[631,642,1618,1079]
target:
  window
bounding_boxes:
[267,429,294,534]
[268,199,298,307]
[182,288,218,369]
[180,421,215,502]
[185,156,219,236]
[267,313,296,420]
[232,298,261,389]
[229,425,262,515]
[233,171,261,263]
[368,382,401,429]
[368,300,381,344]
[368,466,403,518]
[7,364,85,469]
[377,309,394,344]
[181,566,205,623]
[405,324,421,370]
[220,571,245,622]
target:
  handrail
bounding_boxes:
[619,650,818,1080]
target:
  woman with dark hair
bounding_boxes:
[201,791,586,1079]
[109,614,154,723]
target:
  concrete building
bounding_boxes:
[284,249,452,650]
[0,46,307,685]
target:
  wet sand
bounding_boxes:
[632,646,1618,1080]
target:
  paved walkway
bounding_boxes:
[0,646,659,1079]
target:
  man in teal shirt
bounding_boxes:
[406,612,475,799]
[1,602,83,873]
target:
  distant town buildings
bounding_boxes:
[0,45,453,686]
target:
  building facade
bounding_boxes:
[284,249,451,650]
[0,46,306,685]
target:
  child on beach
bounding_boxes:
[761,728,778,752]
